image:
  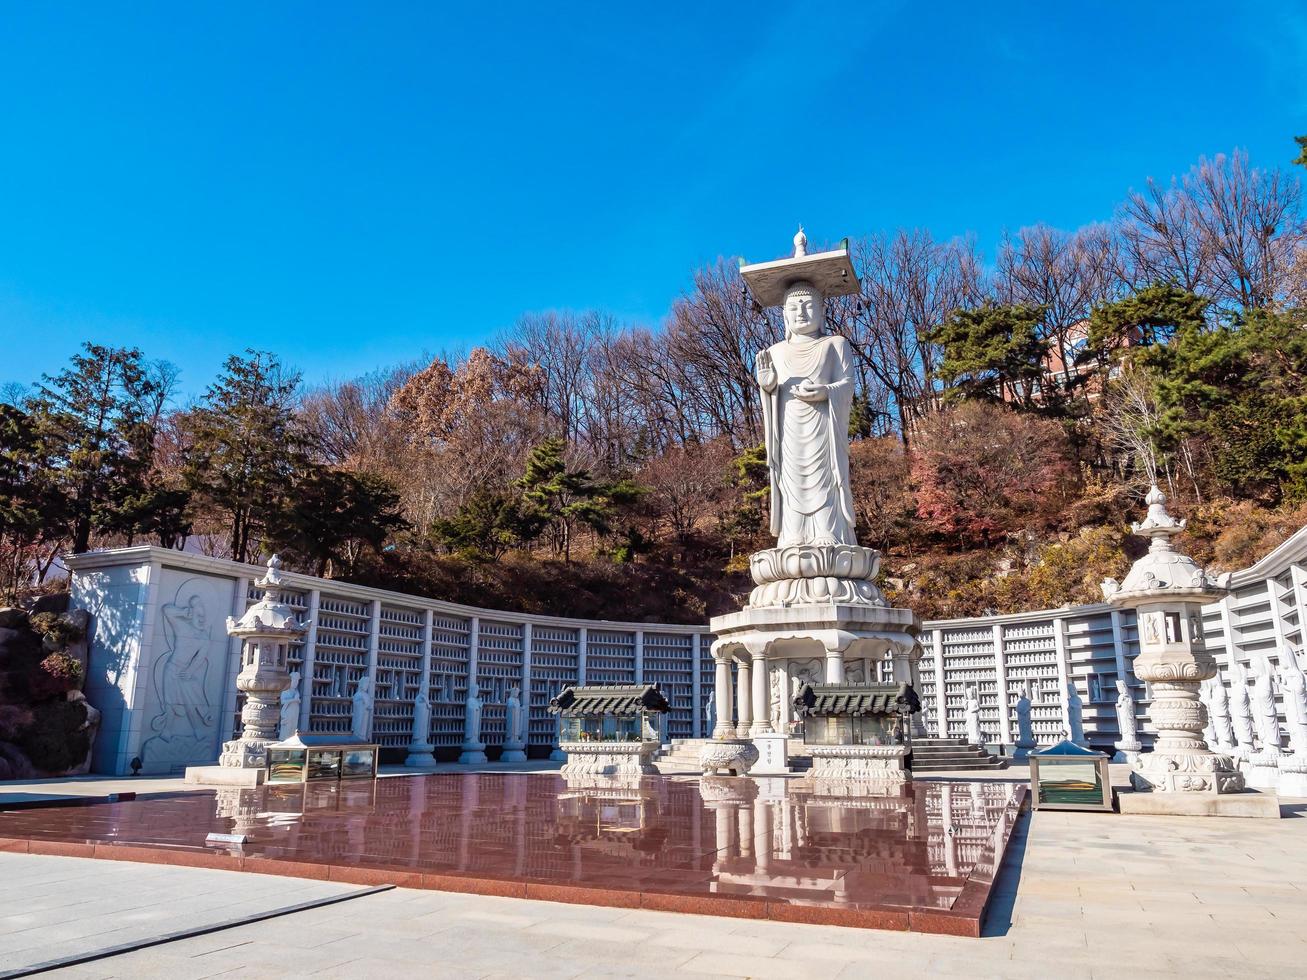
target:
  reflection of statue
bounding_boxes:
[1276,651,1307,757]
[141,583,216,766]
[964,686,982,746]
[755,279,856,548]
[1250,658,1281,753]
[279,671,302,741]
[1065,681,1086,744]
[351,675,373,741]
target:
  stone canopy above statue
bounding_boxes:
[739,227,861,308]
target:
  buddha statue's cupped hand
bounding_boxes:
[789,378,828,402]
[755,349,778,391]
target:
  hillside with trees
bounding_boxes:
[3,144,1307,623]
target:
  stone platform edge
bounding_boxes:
[0,804,1024,941]
[1115,788,1281,819]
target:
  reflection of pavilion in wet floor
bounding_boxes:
[0,772,1023,936]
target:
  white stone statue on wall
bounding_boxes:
[1249,657,1282,755]
[1065,681,1086,746]
[1113,679,1141,763]
[1206,676,1236,754]
[1013,680,1036,759]
[1277,651,1307,754]
[278,670,302,741]
[350,675,373,741]
[1276,648,1307,795]
[754,276,856,549]
[1228,660,1257,761]
[964,686,983,746]
[501,684,527,763]
[459,681,487,764]
[405,691,436,767]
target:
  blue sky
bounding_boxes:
[2,1,1305,399]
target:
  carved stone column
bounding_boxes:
[712,653,734,740]
[735,657,753,737]
[750,647,772,735]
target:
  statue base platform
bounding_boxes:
[404,743,436,767]
[1013,740,1038,760]
[750,733,790,775]
[1117,788,1279,818]
[1242,750,1282,790]
[500,741,528,764]
[809,744,908,781]
[559,741,659,776]
[1276,761,1307,796]
[1130,750,1245,794]
[184,765,266,787]
[458,741,488,765]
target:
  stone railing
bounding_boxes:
[66,526,1307,775]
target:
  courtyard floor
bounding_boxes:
[2,801,1305,978]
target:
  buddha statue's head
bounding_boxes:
[782,281,824,338]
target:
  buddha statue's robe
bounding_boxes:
[759,333,856,548]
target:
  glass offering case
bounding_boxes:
[1029,739,1113,811]
[792,682,916,747]
[265,733,379,784]
[549,684,671,742]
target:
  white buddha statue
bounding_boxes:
[755,280,856,548]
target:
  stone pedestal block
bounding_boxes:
[560,741,659,776]
[458,741,488,765]
[404,742,436,767]
[750,734,790,775]
[698,738,759,776]
[808,743,908,781]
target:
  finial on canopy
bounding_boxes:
[793,224,807,257]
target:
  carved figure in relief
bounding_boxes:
[769,669,783,732]
[279,670,302,741]
[351,675,374,741]
[142,582,217,766]
[755,281,856,548]
[1143,614,1161,646]
[705,689,716,738]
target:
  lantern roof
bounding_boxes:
[1101,486,1227,608]
[226,554,310,639]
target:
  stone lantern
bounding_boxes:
[1103,487,1274,816]
[186,555,309,786]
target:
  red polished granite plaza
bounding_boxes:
[0,773,1025,937]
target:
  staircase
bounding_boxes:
[910,737,1009,772]
[653,738,709,773]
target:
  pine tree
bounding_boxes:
[183,350,309,563]
[927,304,1049,410]
[27,344,161,553]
